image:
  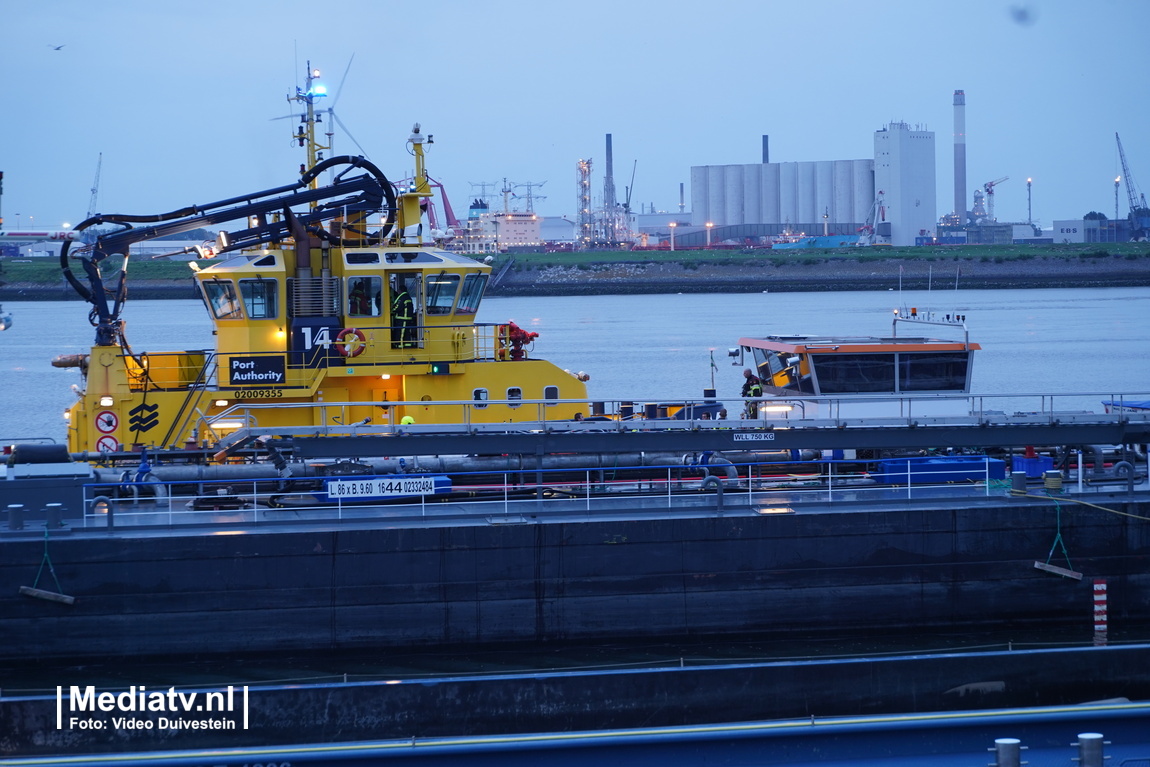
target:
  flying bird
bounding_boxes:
[49,44,65,50]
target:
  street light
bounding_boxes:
[668,221,676,251]
[1116,176,1121,224]
[705,221,713,248]
[1026,178,1032,225]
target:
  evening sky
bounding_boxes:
[3,0,1148,231]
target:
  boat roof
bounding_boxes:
[201,246,478,273]
[738,335,980,353]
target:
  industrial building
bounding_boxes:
[874,122,937,245]
[688,123,935,247]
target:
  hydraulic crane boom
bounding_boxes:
[60,154,397,347]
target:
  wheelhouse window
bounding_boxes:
[346,252,381,265]
[751,348,786,379]
[810,353,896,393]
[544,385,559,405]
[203,279,243,320]
[347,276,382,317]
[473,388,488,410]
[425,273,460,315]
[899,352,970,391]
[239,278,278,319]
[455,273,488,315]
[507,387,522,409]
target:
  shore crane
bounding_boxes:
[86,153,102,220]
[1116,132,1150,240]
[857,190,887,246]
[983,176,1008,222]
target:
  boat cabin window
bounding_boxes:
[544,385,559,405]
[239,278,278,319]
[507,387,522,409]
[455,273,488,315]
[899,352,970,391]
[346,252,381,265]
[751,348,786,377]
[383,251,442,264]
[472,388,488,410]
[425,273,460,315]
[811,353,896,393]
[347,276,382,317]
[203,279,243,320]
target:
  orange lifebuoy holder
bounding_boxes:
[335,328,367,357]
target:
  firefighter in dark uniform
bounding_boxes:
[741,368,763,419]
[391,277,416,348]
[349,278,371,315]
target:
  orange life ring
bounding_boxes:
[334,327,367,357]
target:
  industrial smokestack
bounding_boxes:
[762,135,769,164]
[953,90,966,222]
[604,134,617,209]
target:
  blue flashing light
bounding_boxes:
[310,83,328,97]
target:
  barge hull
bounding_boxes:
[2,496,1148,662]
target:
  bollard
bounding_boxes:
[1074,732,1105,767]
[43,503,64,529]
[7,504,25,531]
[990,737,1024,767]
[1010,471,1027,493]
[1043,469,1062,493]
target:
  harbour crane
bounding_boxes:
[86,153,102,220]
[857,190,886,246]
[1116,132,1150,241]
[983,176,1008,222]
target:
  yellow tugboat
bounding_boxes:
[57,66,587,456]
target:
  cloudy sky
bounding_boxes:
[3,0,1147,231]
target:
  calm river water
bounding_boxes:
[1,286,1148,442]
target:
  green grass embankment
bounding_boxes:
[2,243,1148,299]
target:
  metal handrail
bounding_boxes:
[76,455,1065,531]
[198,390,1150,439]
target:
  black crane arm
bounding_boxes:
[60,155,397,346]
